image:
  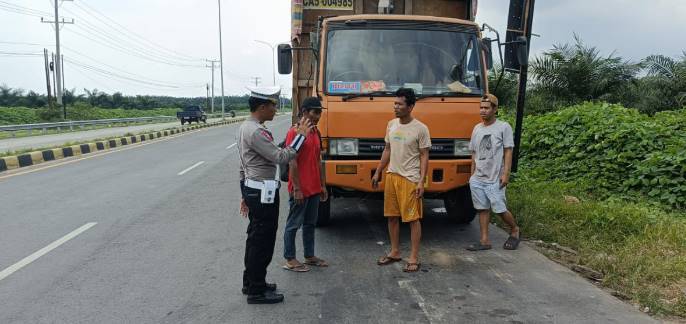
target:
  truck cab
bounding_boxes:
[281,0,489,225]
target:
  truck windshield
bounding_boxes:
[325,26,483,96]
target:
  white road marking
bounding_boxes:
[226,143,236,150]
[177,161,205,176]
[398,280,442,323]
[0,222,97,282]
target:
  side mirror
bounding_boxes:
[277,44,293,74]
[482,38,493,69]
[516,36,529,66]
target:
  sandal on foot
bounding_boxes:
[403,262,421,272]
[377,256,402,266]
[283,263,310,272]
[503,235,521,250]
[466,243,492,251]
[304,257,329,267]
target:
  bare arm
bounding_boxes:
[471,153,476,176]
[416,147,430,198]
[377,145,391,173]
[500,148,513,188]
[372,144,391,189]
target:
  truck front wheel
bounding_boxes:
[443,186,476,224]
[316,188,332,226]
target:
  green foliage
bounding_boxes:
[530,34,640,107]
[0,84,272,111]
[516,102,686,208]
[1,105,180,125]
[507,180,686,316]
[0,107,40,125]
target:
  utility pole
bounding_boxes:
[41,0,73,109]
[206,83,210,110]
[61,53,66,117]
[217,0,226,120]
[43,49,53,109]
[206,59,219,114]
[51,53,57,99]
[251,77,261,87]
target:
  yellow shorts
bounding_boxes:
[384,173,423,223]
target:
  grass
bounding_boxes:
[505,179,686,317]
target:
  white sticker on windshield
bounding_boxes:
[328,81,361,93]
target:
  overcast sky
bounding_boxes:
[1,0,685,98]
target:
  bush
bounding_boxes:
[516,102,686,208]
[0,107,41,125]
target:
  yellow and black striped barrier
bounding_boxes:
[0,117,249,173]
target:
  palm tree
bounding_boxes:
[530,34,640,109]
[641,52,686,108]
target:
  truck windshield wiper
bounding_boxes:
[416,91,481,101]
[342,90,396,101]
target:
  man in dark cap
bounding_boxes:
[282,97,329,272]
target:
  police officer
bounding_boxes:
[237,86,312,304]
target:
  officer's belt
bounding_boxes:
[244,179,280,190]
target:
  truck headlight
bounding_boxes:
[330,138,358,156]
[454,139,471,157]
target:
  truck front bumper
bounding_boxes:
[324,159,472,194]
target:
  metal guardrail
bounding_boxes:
[0,116,177,138]
[0,112,250,138]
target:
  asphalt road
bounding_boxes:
[0,117,226,153]
[0,114,657,323]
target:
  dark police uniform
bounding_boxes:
[237,87,306,299]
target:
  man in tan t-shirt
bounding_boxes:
[372,88,431,273]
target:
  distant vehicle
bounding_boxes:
[177,106,207,125]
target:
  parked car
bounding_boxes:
[177,106,207,125]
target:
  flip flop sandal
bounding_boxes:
[304,257,329,267]
[403,262,421,273]
[377,256,402,266]
[503,235,521,250]
[466,243,493,251]
[282,263,311,272]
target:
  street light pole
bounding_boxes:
[254,40,276,86]
[217,0,226,120]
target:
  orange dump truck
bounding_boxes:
[280,0,490,225]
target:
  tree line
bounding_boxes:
[0,87,291,111]
[492,35,685,115]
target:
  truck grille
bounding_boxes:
[332,138,456,160]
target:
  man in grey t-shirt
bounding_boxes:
[466,94,521,251]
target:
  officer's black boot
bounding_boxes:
[242,283,276,295]
[247,290,284,304]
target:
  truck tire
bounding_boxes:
[202,117,207,123]
[316,189,332,226]
[181,119,185,125]
[443,186,476,224]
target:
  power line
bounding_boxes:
[61,45,205,87]
[62,6,203,66]
[66,27,204,68]
[0,40,54,46]
[0,1,51,16]
[0,50,43,56]
[72,1,202,62]
[66,58,206,90]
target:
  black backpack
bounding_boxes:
[277,127,322,182]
